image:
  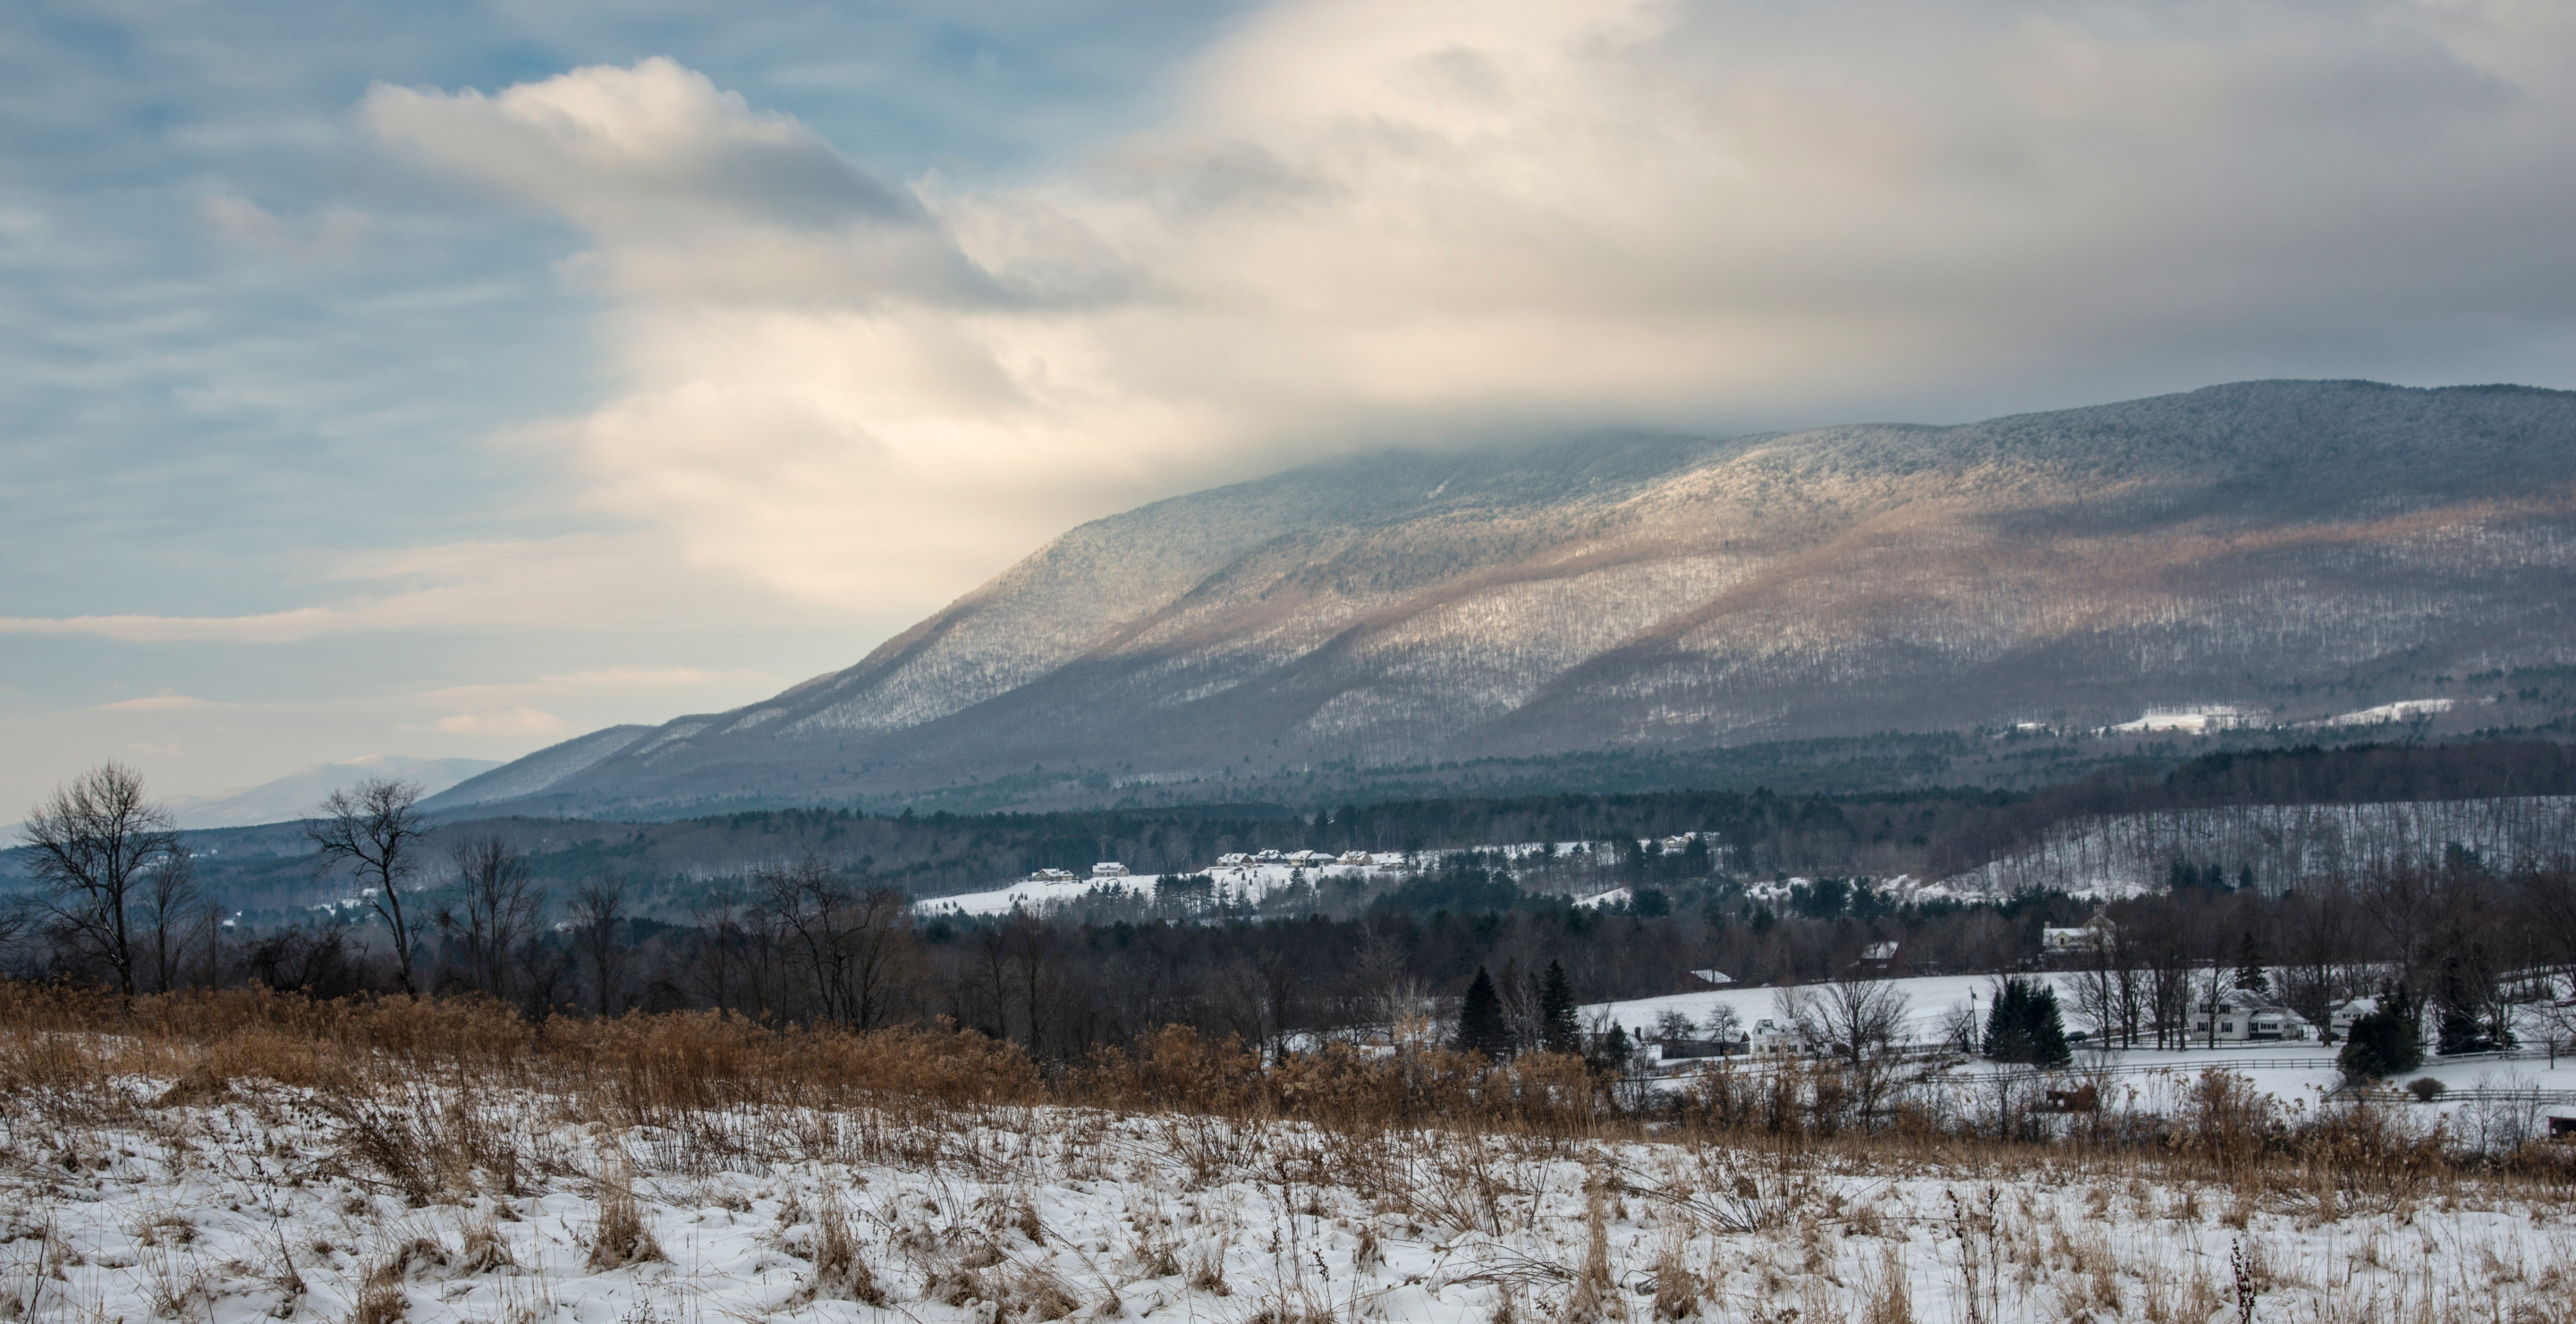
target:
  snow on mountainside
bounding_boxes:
[458,380,2576,817]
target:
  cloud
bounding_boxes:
[361,57,995,306]
[0,533,820,642]
[422,707,570,737]
[357,4,2576,616]
[198,195,371,258]
[95,693,211,712]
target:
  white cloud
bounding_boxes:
[422,707,570,737]
[0,533,822,642]
[349,3,2576,617]
[94,692,210,712]
[199,195,371,257]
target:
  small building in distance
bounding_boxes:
[2043,909,2119,956]
[2328,996,2381,1043]
[2190,989,2313,1043]
[1028,868,1077,883]
[1091,861,1131,878]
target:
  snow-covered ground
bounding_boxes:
[5,1081,2568,1324]
[1589,972,2576,1133]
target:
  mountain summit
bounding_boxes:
[436,381,2576,817]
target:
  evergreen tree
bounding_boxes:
[2434,955,2497,1055]
[1456,966,1512,1059]
[1538,960,1579,1052]
[1981,976,2072,1067]
[2338,983,2425,1079]
[2233,931,2269,996]
[1591,1022,1634,1075]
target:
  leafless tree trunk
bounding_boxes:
[138,849,200,993]
[440,836,543,1000]
[306,777,430,994]
[568,876,631,1018]
[754,856,919,1030]
[1778,975,1911,1117]
[18,761,184,997]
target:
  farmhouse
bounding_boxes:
[1750,1017,1809,1057]
[2190,989,2313,1042]
[2042,908,2118,955]
[2328,996,2380,1041]
[1091,861,1131,878]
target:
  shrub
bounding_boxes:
[2337,985,2424,1081]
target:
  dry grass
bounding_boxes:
[0,979,2571,1251]
[583,1155,664,1272]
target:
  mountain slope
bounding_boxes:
[461,380,2576,816]
[165,754,502,829]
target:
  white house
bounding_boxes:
[1216,853,1250,867]
[2328,996,2381,1041]
[1750,1017,1809,1057]
[1338,850,1372,865]
[1255,849,1283,861]
[1028,868,1077,883]
[1091,861,1131,878]
[2190,989,2312,1043]
[2043,909,2119,955]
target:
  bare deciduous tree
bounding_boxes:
[137,850,200,993]
[18,761,185,997]
[306,777,431,994]
[439,836,543,1001]
[755,856,919,1031]
[1778,975,1912,1117]
[568,875,631,1018]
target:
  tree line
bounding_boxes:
[11,760,2576,1075]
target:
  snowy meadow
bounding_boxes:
[2,986,2572,1324]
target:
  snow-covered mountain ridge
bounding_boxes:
[447,380,2576,817]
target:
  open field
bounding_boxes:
[4,987,2576,1324]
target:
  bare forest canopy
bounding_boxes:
[8,742,2576,1063]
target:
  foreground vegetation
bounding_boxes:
[2,984,2572,1324]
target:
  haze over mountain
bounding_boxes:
[432,380,2576,819]
[166,754,500,829]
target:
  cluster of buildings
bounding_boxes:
[1023,848,1405,887]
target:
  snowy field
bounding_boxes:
[1590,973,2576,1133]
[5,1082,2572,1324]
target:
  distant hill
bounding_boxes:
[165,754,502,829]
[419,726,654,813]
[452,380,2576,818]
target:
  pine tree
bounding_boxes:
[2233,931,2269,996]
[1456,966,1512,1059]
[1539,960,1579,1052]
[2434,955,2496,1055]
[1981,976,2072,1067]
[2338,983,2425,1079]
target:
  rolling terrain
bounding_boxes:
[436,379,2576,818]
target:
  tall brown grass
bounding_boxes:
[1,980,2568,1206]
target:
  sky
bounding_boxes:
[4,0,2575,814]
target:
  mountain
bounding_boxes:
[419,726,654,813]
[165,754,503,829]
[452,380,2576,818]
